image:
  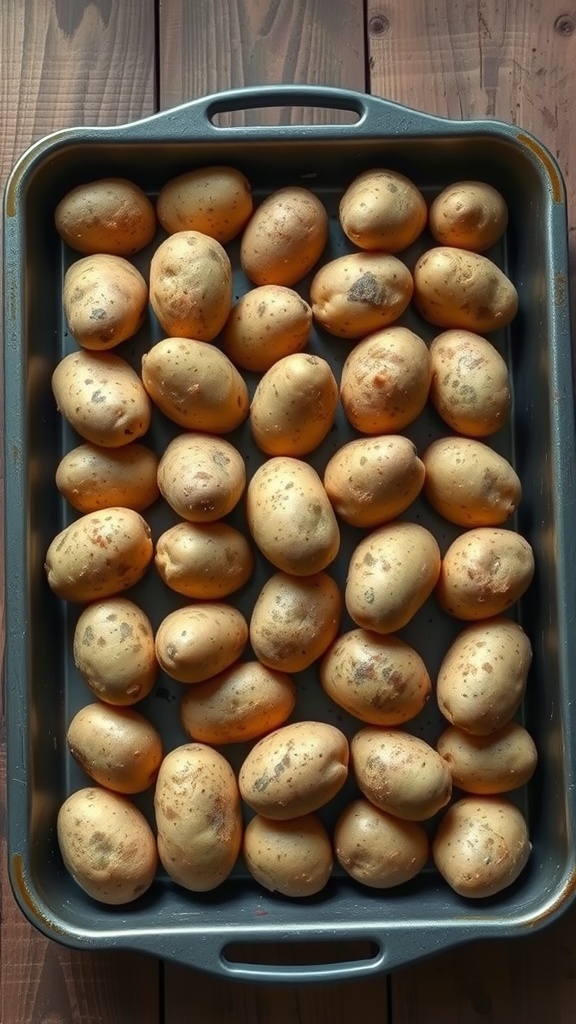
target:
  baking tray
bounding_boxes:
[4,85,576,983]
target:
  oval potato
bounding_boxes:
[250,571,342,672]
[428,329,511,437]
[180,661,296,744]
[422,437,521,527]
[73,597,157,705]
[155,603,248,684]
[413,246,518,333]
[339,169,427,252]
[310,252,413,339]
[221,285,312,372]
[437,722,538,793]
[54,177,156,256]
[429,181,508,252]
[240,186,328,286]
[243,813,333,897]
[63,255,148,351]
[157,165,253,242]
[250,353,339,456]
[155,520,254,599]
[56,442,159,513]
[436,528,535,620]
[323,434,425,528]
[351,727,452,821]
[67,703,163,793]
[340,327,431,433]
[157,433,246,522]
[335,799,429,889]
[149,230,232,340]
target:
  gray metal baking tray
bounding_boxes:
[4,85,576,983]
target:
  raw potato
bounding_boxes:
[310,252,413,339]
[250,571,342,672]
[57,787,157,904]
[239,721,349,820]
[250,353,339,456]
[335,799,429,889]
[221,285,312,372]
[433,796,531,898]
[345,522,441,634]
[413,246,518,333]
[320,629,431,726]
[437,722,538,793]
[436,528,535,620]
[154,521,254,599]
[323,434,425,528]
[436,617,533,735]
[157,433,246,522]
[240,186,328,286]
[67,703,162,793]
[54,177,156,255]
[157,165,253,242]
[155,603,248,684]
[340,327,431,433]
[429,181,508,252]
[142,337,248,433]
[428,329,511,437]
[56,442,159,513]
[154,743,242,892]
[63,255,148,350]
[149,230,232,340]
[180,660,296,744]
[339,169,427,252]
[52,350,152,448]
[422,437,522,527]
[243,813,333,897]
[45,507,153,602]
[73,598,157,705]
[351,727,452,821]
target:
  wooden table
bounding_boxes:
[2,1,576,1020]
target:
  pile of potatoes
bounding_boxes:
[48,166,537,906]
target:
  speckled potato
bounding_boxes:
[436,618,532,735]
[142,337,248,433]
[155,520,254,599]
[52,349,152,448]
[436,528,535,620]
[240,186,328,286]
[157,165,253,242]
[243,813,333,897]
[157,433,246,522]
[149,230,232,340]
[351,727,452,821]
[433,796,531,898]
[57,787,157,904]
[154,603,248,684]
[413,246,518,333]
[63,255,148,350]
[56,442,159,513]
[423,437,521,527]
[437,722,538,793]
[239,721,349,820]
[345,522,441,634]
[221,285,312,372]
[428,329,511,437]
[180,660,296,745]
[339,169,427,252]
[154,743,242,891]
[246,457,340,576]
[323,435,425,528]
[45,507,153,602]
[55,177,156,255]
[320,629,431,726]
[335,799,429,889]
[310,252,413,339]
[250,353,339,456]
[250,571,342,672]
[67,703,163,793]
[429,181,508,252]
[73,597,157,705]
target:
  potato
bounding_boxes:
[250,353,339,456]
[422,437,521,527]
[73,597,157,705]
[437,722,538,793]
[180,661,296,745]
[157,165,253,242]
[351,727,452,821]
[345,522,441,634]
[250,571,342,672]
[436,528,535,620]
[154,743,242,892]
[339,169,427,252]
[340,327,431,433]
[246,457,340,576]
[243,813,333,897]
[221,285,312,372]
[63,255,148,351]
[335,799,429,889]
[67,703,162,793]
[45,507,153,602]
[436,618,532,735]
[433,796,531,898]
[54,177,156,255]
[57,787,157,904]
[320,629,431,726]
[323,435,425,528]
[155,603,248,685]
[413,246,518,333]
[428,329,511,437]
[141,337,248,433]
[239,721,349,820]
[56,442,159,513]
[240,186,328,286]
[155,520,254,599]
[429,181,508,252]
[149,230,232,340]
[52,349,152,448]
[310,252,413,339]
[157,433,245,522]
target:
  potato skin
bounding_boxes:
[250,571,342,672]
[155,520,254,599]
[55,177,156,255]
[422,437,521,527]
[310,252,413,339]
[240,186,328,286]
[436,528,535,620]
[335,799,429,888]
[250,353,339,456]
[73,597,157,705]
[351,727,452,821]
[428,329,511,437]
[413,246,518,333]
[437,722,538,793]
[323,435,425,528]
[243,814,333,897]
[340,327,431,433]
[157,433,246,522]
[56,442,159,513]
[67,703,163,793]
[339,169,427,252]
[63,255,148,351]
[157,165,253,242]
[222,285,312,372]
[155,603,248,684]
[429,181,508,252]
[149,230,232,340]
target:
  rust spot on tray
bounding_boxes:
[11,854,67,935]
[516,133,563,203]
[522,864,576,930]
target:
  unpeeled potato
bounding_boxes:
[310,252,413,339]
[63,255,148,350]
[157,165,253,242]
[249,353,339,456]
[339,169,427,252]
[240,186,328,286]
[149,230,232,340]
